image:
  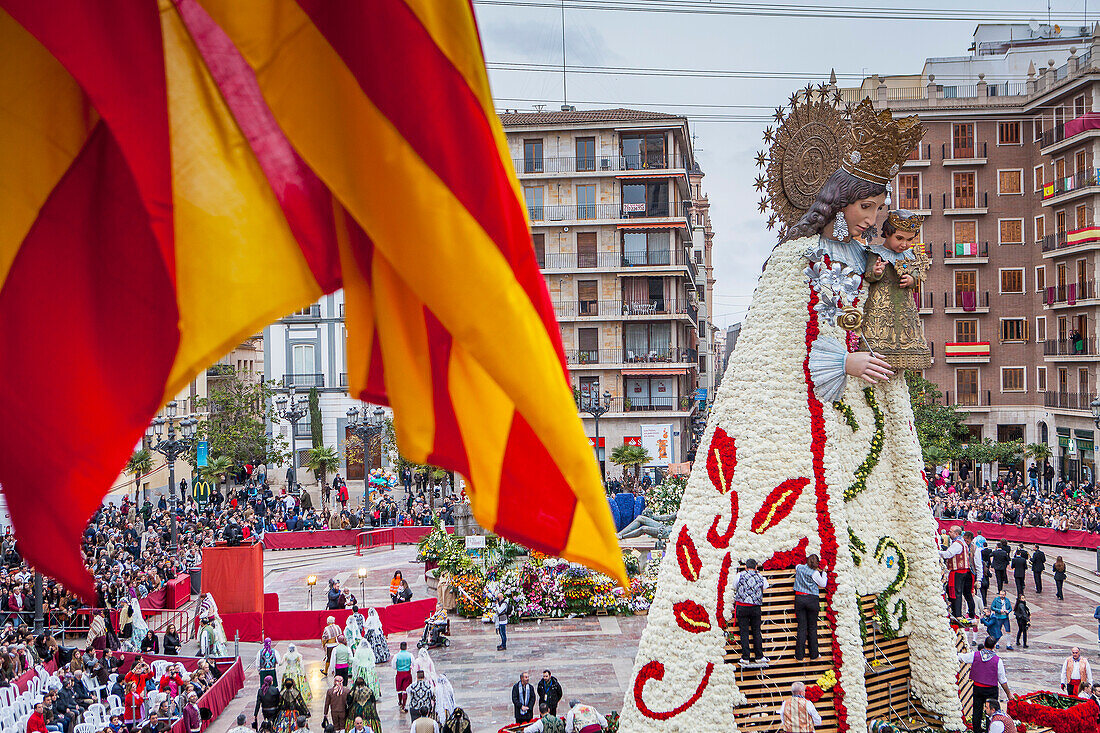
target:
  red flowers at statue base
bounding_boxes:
[1008,692,1100,733]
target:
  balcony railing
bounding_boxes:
[515,153,689,175]
[553,300,698,318]
[527,201,691,223]
[540,248,695,270]
[282,373,324,388]
[565,347,698,365]
[943,389,991,407]
[943,141,987,160]
[1044,337,1098,356]
[942,241,989,259]
[1040,111,1099,148]
[206,362,235,377]
[913,291,935,310]
[284,303,321,320]
[602,396,696,413]
[943,191,988,210]
[1039,222,1099,252]
[1044,390,1098,410]
[945,291,989,310]
[1045,281,1097,305]
[293,422,313,439]
[1043,168,1100,199]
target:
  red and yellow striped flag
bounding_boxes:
[0,0,624,598]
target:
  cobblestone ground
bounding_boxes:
[189,543,1100,733]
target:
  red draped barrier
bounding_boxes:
[936,519,1100,550]
[132,574,192,612]
[138,586,167,612]
[219,598,436,642]
[262,526,442,550]
[13,660,56,693]
[170,658,245,733]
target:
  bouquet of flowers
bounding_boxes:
[589,573,617,611]
[645,476,686,515]
[452,573,487,618]
[1009,692,1100,733]
[561,564,596,614]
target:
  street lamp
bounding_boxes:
[357,567,367,600]
[149,401,198,551]
[346,405,386,507]
[1091,397,1100,429]
[274,387,309,495]
[579,390,612,483]
[306,575,317,610]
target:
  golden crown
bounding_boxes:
[887,209,924,232]
[841,99,925,185]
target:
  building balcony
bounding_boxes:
[553,300,697,322]
[942,191,988,215]
[943,341,991,363]
[902,144,933,167]
[283,303,321,320]
[565,347,698,368]
[942,389,992,410]
[942,241,989,263]
[1044,390,1098,412]
[1040,112,1100,153]
[206,362,235,378]
[292,422,313,439]
[539,248,696,278]
[514,153,690,177]
[600,396,698,415]
[914,290,935,314]
[944,290,989,313]
[1040,224,1100,256]
[941,141,988,165]
[1042,169,1100,207]
[282,373,324,388]
[527,201,692,233]
[1044,281,1100,308]
[1044,338,1100,358]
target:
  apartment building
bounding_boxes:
[840,23,1100,482]
[500,107,713,475]
[689,164,720,407]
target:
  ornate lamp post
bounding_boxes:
[274,387,309,495]
[150,400,198,551]
[579,389,612,483]
[346,405,386,507]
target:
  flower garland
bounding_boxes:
[872,537,909,640]
[843,387,884,502]
[848,528,866,567]
[1008,692,1100,733]
[833,400,859,431]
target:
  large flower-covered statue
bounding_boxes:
[619,95,964,732]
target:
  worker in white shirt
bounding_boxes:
[1062,647,1094,696]
[779,682,822,733]
[983,699,1015,733]
[938,527,977,618]
[958,636,1012,733]
[563,699,606,733]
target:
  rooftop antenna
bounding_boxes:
[560,0,568,109]
[1049,0,1053,32]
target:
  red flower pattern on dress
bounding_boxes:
[676,525,702,582]
[672,599,712,634]
[762,537,809,570]
[633,659,716,721]
[750,477,809,534]
[707,491,739,549]
[707,427,737,494]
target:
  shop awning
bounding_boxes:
[617,222,680,230]
[621,368,689,375]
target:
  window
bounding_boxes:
[953,220,976,244]
[1036,266,1046,293]
[1034,115,1044,141]
[955,270,976,300]
[952,123,975,158]
[576,184,596,220]
[621,182,669,217]
[1075,95,1088,118]
[1035,215,1046,241]
[955,319,978,343]
[1059,366,1069,392]
[998,170,1022,195]
[1057,210,1067,234]
[524,186,543,219]
[620,133,666,170]
[1056,157,1066,180]
[1000,318,1027,342]
[621,230,671,266]
[577,232,598,268]
[523,139,543,173]
[1038,366,1047,391]
[291,343,315,375]
[532,233,545,268]
[1078,205,1090,230]
[577,280,598,315]
[578,376,600,406]
[1076,150,1088,175]
[1000,268,1024,293]
[1035,164,1045,192]
[953,172,976,208]
[898,173,921,209]
[1078,258,1088,284]
[576,137,595,172]
[1056,105,1066,129]
[577,328,598,362]
[694,249,703,264]
[623,323,671,360]
[1001,367,1025,392]
[998,121,1021,145]
[999,219,1023,244]
[1037,316,1047,341]
[1080,367,1090,395]
[957,368,979,406]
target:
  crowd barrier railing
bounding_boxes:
[355,528,396,555]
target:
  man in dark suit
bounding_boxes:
[1032,544,1047,593]
[511,671,536,724]
[991,541,1011,591]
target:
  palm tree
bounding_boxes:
[305,446,341,509]
[1026,442,1053,464]
[200,455,234,492]
[610,444,652,484]
[125,449,153,503]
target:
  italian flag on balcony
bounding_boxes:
[954,242,978,256]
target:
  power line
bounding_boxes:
[474,0,1098,22]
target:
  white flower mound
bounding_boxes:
[618,237,964,733]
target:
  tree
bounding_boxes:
[305,446,341,504]
[309,387,323,449]
[1026,442,1053,466]
[125,449,153,503]
[610,444,652,481]
[906,372,970,466]
[193,375,289,470]
[199,455,234,488]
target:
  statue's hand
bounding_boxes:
[899,274,915,288]
[845,352,893,384]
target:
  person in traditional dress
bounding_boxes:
[86,611,107,652]
[323,677,348,731]
[344,605,367,652]
[779,682,822,733]
[331,635,352,685]
[196,593,228,649]
[321,616,341,675]
[443,708,473,733]
[350,641,381,700]
[434,673,457,724]
[344,678,382,733]
[283,643,312,705]
[364,608,390,664]
[128,598,149,651]
[411,648,437,688]
[256,638,282,687]
[197,618,225,659]
[275,678,308,733]
[253,676,280,730]
[1062,647,1094,696]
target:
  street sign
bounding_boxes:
[196,440,209,467]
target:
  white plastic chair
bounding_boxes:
[74,723,96,733]
[107,674,117,690]
[106,695,124,718]
[15,714,29,733]
[85,703,107,725]
[151,660,169,678]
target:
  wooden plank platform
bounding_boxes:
[726,569,972,733]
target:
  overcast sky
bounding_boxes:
[473,0,1093,329]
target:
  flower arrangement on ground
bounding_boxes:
[1009,692,1100,733]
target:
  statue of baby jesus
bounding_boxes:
[860,209,932,371]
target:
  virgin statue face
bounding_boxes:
[839,193,886,240]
